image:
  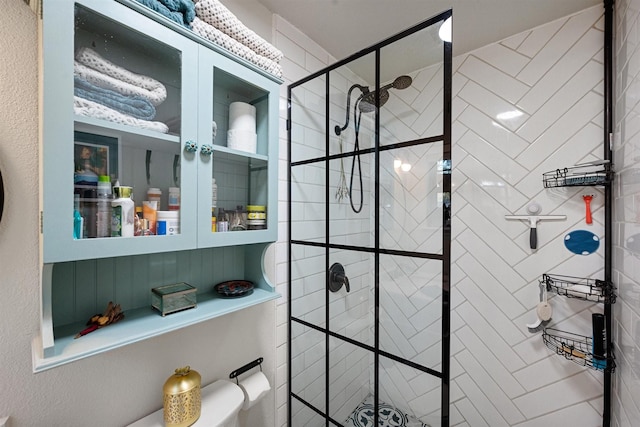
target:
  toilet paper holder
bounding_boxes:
[229,357,263,385]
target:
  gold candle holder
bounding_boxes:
[163,366,201,427]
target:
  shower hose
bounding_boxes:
[350,109,363,213]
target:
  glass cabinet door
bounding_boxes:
[196,47,279,247]
[42,0,199,263]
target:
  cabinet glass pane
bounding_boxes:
[73,4,183,239]
[209,68,270,234]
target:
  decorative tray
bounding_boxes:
[214,280,254,298]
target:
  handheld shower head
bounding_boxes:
[391,75,413,89]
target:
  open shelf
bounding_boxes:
[542,273,616,304]
[543,161,613,188]
[542,327,615,373]
[33,288,279,372]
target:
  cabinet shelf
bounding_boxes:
[75,115,180,153]
[542,328,615,373]
[33,287,279,372]
[542,273,616,304]
[542,161,613,188]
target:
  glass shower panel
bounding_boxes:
[329,53,376,157]
[380,142,445,254]
[379,254,442,369]
[288,9,451,425]
[328,337,373,424]
[328,249,374,346]
[291,76,327,164]
[291,398,325,427]
[379,21,446,144]
[379,355,442,427]
[291,243,326,327]
[291,321,326,414]
[291,162,326,244]
[329,156,374,247]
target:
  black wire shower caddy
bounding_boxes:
[542,162,614,188]
[542,273,616,304]
[542,328,615,373]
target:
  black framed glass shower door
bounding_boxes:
[288,10,452,427]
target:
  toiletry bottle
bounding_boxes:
[83,187,98,238]
[96,175,112,238]
[111,185,135,237]
[147,187,162,208]
[134,206,143,236]
[168,187,180,211]
[73,194,83,239]
[211,178,217,208]
[211,208,217,232]
[218,208,228,232]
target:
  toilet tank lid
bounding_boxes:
[200,380,245,419]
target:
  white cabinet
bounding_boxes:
[35,0,280,371]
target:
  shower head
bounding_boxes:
[356,75,413,113]
[358,89,390,113]
[334,75,413,135]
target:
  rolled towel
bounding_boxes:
[74,75,157,120]
[133,0,193,28]
[74,96,169,133]
[75,47,167,106]
[195,0,283,62]
[158,0,195,23]
[192,17,283,78]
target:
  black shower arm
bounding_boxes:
[335,83,369,136]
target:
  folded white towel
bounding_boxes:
[74,96,169,133]
[192,17,283,78]
[195,0,283,63]
[75,47,167,106]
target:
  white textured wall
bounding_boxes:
[0,1,276,426]
[612,0,640,426]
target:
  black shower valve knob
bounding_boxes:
[329,263,350,293]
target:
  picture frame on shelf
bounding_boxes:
[74,131,120,184]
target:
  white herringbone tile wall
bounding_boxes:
[613,0,640,426]
[451,6,606,426]
[274,5,609,426]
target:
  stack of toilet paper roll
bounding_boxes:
[238,371,271,410]
[227,101,257,154]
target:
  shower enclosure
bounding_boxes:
[288,11,452,426]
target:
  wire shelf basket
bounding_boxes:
[542,274,616,304]
[542,162,613,188]
[542,328,615,373]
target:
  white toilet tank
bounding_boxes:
[127,379,245,427]
[199,380,245,427]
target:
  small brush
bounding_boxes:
[526,280,552,333]
[526,318,551,333]
[583,194,594,224]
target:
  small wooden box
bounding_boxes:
[151,283,197,316]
